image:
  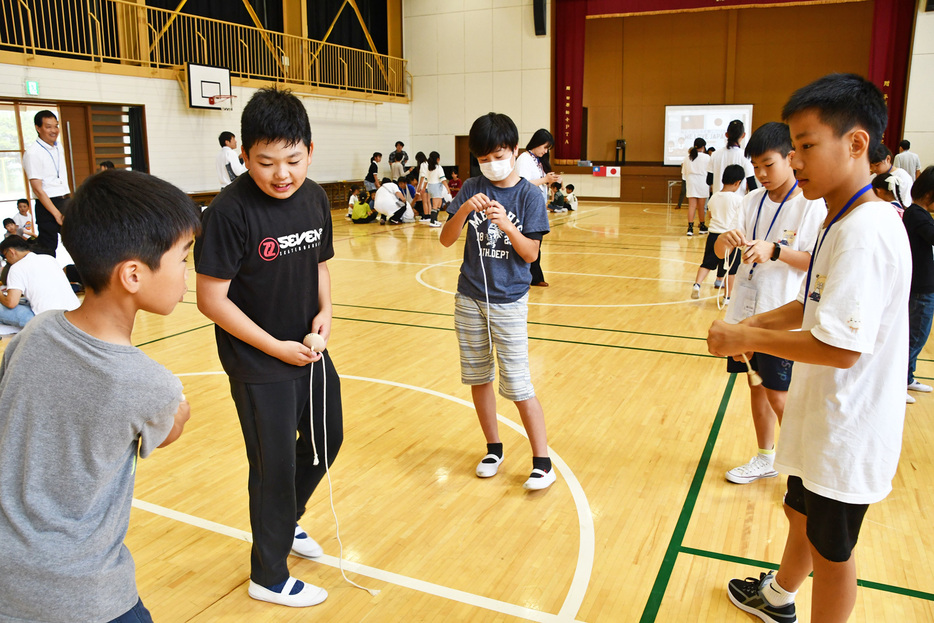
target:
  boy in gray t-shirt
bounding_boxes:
[441,113,555,491]
[0,169,199,623]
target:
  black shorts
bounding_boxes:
[784,476,869,563]
[700,233,740,275]
[725,352,793,391]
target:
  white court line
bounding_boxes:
[155,373,594,622]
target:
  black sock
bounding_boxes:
[483,442,503,463]
[430,209,439,223]
[531,456,552,475]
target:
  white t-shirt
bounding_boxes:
[724,187,826,324]
[423,164,446,185]
[373,182,403,216]
[516,152,547,202]
[216,146,247,188]
[706,190,743,234]
[12,213,34,237]
[684,152,711,198]
[893,151,921,177]
[22,139,70,198]
[777,201,911,504]
[6,252,80,315]
[707,145,755,195]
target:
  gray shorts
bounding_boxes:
[454,292,534,401]
[428,182,445,199]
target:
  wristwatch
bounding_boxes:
[770,242,781,261]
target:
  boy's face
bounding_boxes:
[751,150,794,192]
[242,139,313,200]
[788,109,864,201]
[16,203,28,215]
[226,136,238,150]
[4,223,17,234]
[137,237,193,316]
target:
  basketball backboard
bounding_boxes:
[186,63,232,110]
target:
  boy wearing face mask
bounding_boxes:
[439,113,555,491]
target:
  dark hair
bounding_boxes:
[240,88,312,153]
[348,184,360,199]
[16,198,28,206]
[372,152,382,161]
[566,184,574,192]
[469,113,519,157]
[380,177,392,185]
[395,141,404,148]
[526,128,554,152]
[415,151,427,167]
[721,164,746,186]
[550,182,562,190]
[689,137,706,161]
[398,176,409,186]
[871,172,904,208]
[782,73,887,154]
[745,122,793,159]
[61,170,201,293]
[99,160,115,169]
[218,131,235,148]
[870,143,892,165]
[0,235,29,254]
[913,166,934,207]
[3,218,15,227]
[726,119,745,149]
[706,146,716,154]
[428,151,441,172]
[900,140,910,150]
[34,110,57,128]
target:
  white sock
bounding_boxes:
[762,575,796,606]
[758,447,775,466]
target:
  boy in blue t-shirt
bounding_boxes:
[440,112,555,490]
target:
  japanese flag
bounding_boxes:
[593,166,621,177]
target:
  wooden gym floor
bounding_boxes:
[29,201,934,621]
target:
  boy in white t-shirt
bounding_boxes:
[714,122,826,487]
[691,165,744,301]
[565,184,578,211]
[13,199,36,239]
[708,73,910,623]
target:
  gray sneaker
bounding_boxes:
[727,572,796,622]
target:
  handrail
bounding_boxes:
[1,0,408,100]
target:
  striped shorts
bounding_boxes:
[454,292,535,401]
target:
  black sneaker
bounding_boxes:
[727,572,796,622]
[686,223,694,237]
[698,222,709,234]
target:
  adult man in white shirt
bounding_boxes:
[21,110,70,256]
[0,235,79,328]
[893,140,922,180]
[216,131,247,188]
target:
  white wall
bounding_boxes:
[0,63,411,192]
[403,0,551,161]
[902,3,934,170]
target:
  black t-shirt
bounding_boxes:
[367,161,378,184]
[903,204,934,294]
[194,173,334,383]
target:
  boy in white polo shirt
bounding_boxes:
[713,121,826,486]
[708,73,910,623]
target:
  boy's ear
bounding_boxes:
[849,128,870,161]
[307,141,314,165]
[114,259,143,294]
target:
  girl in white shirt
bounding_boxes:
[516,129,559,286]
[684,138,711,237]
[421,151,449,227]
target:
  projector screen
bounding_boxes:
[663,105,754,166]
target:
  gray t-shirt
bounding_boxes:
[446,175,550,303]
[0,311,182,623]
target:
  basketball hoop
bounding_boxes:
[208,94,236,109]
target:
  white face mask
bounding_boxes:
[479,154,515,182]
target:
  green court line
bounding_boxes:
[134,323,213,348]
[639,373,737,622]
[679,546,934,602]
[334,303,708,342]
[332,316,716,359]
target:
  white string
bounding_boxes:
[308,354,380,597]
[476,216,493,354]
[716,245,739,312]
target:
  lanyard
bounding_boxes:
[37,140,60,179]
[747,181,798,279]
[803,184,873,309]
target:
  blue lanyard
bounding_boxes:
[803,184,873,309]
[37,140,60,179]
[747,181,798,279]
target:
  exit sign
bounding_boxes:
[24,80,39,96]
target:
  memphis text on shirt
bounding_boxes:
[469,210,525,260]
[258,228,324,261]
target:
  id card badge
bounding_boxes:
[781,229,797,247]
[734,282,758,321]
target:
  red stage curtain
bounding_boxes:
[553,0,587,163]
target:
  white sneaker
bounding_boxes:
[523,468,557,490]
[292,525,323,558]
[476,453,503,478]
[428,221,442,228]
[908,381,932,392]
[726,453,778,484]
[723,297,730,306]
[248,578,327,607]
[907,394,916,404]
[691,284,700,299]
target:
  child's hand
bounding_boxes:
[485,201,511,229]
[707,319,750,358]
[743,240,773,264]
[462,193,491,215]
[719,229,747,251]
[273,340,316,366]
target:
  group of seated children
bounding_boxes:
[348,173,457,226]
[547,182,576,212]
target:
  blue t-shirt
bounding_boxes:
[446,175,550,303]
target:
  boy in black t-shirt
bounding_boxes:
[194,88,341,609]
